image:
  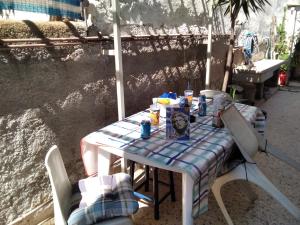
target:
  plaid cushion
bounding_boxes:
[67,173,139,225]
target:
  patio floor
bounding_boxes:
[41,81,300,225]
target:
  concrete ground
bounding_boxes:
[42,82,300,225]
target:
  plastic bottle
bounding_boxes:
[198,95,207,116]
[212,106,224,128]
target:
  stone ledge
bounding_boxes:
[8,200,53,225]
[0,20,86,39]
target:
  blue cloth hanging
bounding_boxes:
[243,33,254,53]
[0,0,82,19]
[243,32,255,65]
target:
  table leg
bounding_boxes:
[153,168,159,220]
[121,158,128,173]
[182,173,193,225]
[130,161,135,186]
[255,83,264,99]
[169,171,176,202]
[81,140,99,176]
[97,149,111,175]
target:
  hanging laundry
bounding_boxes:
[0,0,82,19]
[243,32,255,65]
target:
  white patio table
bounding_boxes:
[80,100,265,225]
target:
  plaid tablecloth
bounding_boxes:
[81,101,265,218]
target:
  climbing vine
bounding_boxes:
[274,7,289,71]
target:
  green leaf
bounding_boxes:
[215,0,271,19]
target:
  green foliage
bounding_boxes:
[274,8,289,71]
[215,0,271,21]
[275,8,289,61]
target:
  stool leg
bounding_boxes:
[145,165,150,192]
[153,167,159,220]
[169,171,176,202]
[130,161,135,187]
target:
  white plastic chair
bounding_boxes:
[200,88,254,105]
[45,145,133,225]
[199,89,232,100]
[212,105,300,225]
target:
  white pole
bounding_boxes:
[289,8,297,54]
[112,0,125,120]
[112,0,127,172]
[205,0,213,89]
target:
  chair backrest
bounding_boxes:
[200,89,232,101]
[221,105,259,163]
[45,145,72,225]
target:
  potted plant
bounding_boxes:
[215,0,271,91]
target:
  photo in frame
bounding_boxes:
[166,106,190,141]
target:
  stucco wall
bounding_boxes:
[234,0,300,45]
[87,0,226,35]
[0,20,227,224]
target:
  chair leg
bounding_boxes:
[211,182,234,225]
[169,171,176,202]
[132,165,175,220]
[145,165,150,192]
[153,167,159,220]
[130,161,135,187]
[130,163,150,191]
[211,164,249,225]
[245,163,300,220]
[213,162,300,223]
[214,164,246,186]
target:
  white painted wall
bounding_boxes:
[1,0,299,40]
[86,0,300,42]
[87,0,224,35]
[233,0,300,44]
[286,3,300,52]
